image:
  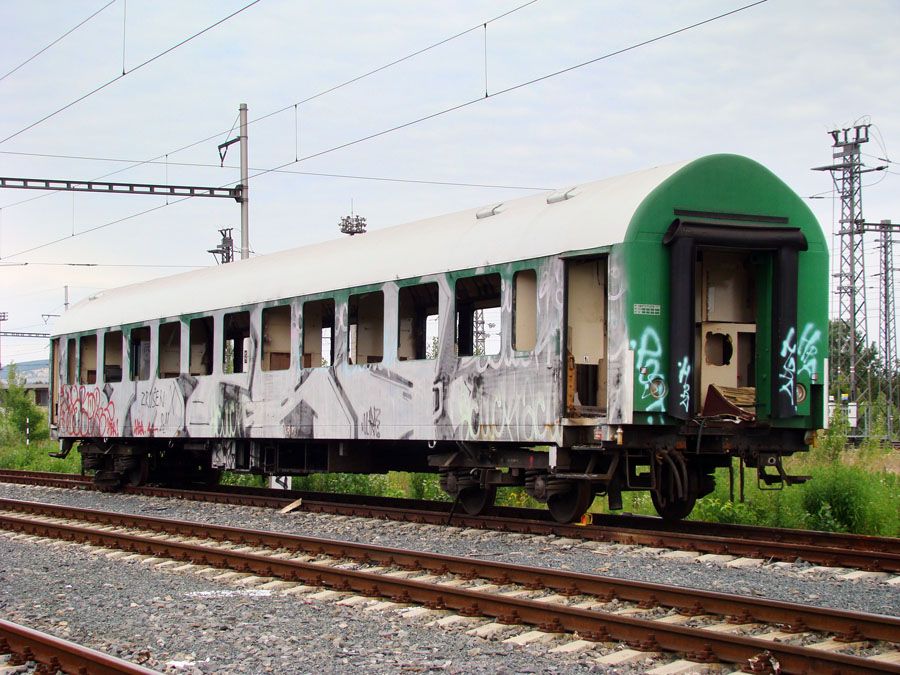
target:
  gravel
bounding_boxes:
[1,533,619,674]
[0,481,897,673]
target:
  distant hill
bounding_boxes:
[1,359,50,384]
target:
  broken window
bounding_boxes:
[158,322,181,378]
[262,305,291,371]
[103,331,123,382]
[302,298,334,367]
[349,291,384,364]
[455,273,501,356]
[189,317,214,376]
[66,338,76,384]
[513,269,537,352]
[79,334,97,384]
[130,327,151,381]
[398,283,439,360]
[223,311,251,374]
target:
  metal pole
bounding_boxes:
[0,311,7,369]
[239,103,249,260]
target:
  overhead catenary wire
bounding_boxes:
[0,0,541,212]
[0,0,116,84]
[0,261,208,269]
[245,0,770,183]
[2,0,768,260]
[0,0,264,146]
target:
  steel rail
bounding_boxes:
[1,469,897,571]
[0,511,895,675]
[143,483,900,572]
[0,619,160,674]
[1,496,896,644]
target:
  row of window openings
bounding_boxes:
[65,272,538,384]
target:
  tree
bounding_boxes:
[0,363,50,442]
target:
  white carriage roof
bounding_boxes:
[54,158,692,335]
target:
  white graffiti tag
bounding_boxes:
[631,327,666,413]
[778,327,797,406]
[797,323,821,379]
[676,356,691,413]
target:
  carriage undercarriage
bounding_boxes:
[69,422,810,523]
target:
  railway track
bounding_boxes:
[1,496,898,674]
[0,618,159,674]
[2,468,898,573]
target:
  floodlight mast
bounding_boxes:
[239,103,249,260]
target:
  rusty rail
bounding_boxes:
[1,469,898,571]
[1,496,896,642]
[0,500,898,674]
[0,619,159,674]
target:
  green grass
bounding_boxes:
[684,441,898,536]
[0,438,81,474]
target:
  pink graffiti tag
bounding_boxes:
[58,386,117,437]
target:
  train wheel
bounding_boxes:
[547,481,593,523]
[123,455,150,487]
[457,485,497,516]
[651,467,698,521]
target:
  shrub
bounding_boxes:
[219,471,267,488]
[800,462,897,535]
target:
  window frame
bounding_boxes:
[454,272,502,357]
[261,304,292,372]
[78,333,98,384]
[129,326,152,382]
[222,310,251,375]
[512,268,538,353]
[157,321,182,379]
[301,297,335,368]
[397,281,439,361]
[103,330,124,383]
[347,290,385,365]
[189,316,214,376]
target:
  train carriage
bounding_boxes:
[48,154,828,522]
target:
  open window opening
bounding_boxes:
[697,250,757,410]
[158,322,181,378]
[79,334,97,384]
[66,338,76,384]
[566,258,607,414]
[262,305,291,371]
[513,269,537,352]
[223,311,250,374]
[302,298,334,367]
[103,331,123,382]
[189,317,214,376]
[398,283,438,360]
[455,273,501,356]
[130,327,151,381]
[349,291,384,364]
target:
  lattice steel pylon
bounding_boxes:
[473,309,486,355]
[814,125,871,410]
[877,219,897,437]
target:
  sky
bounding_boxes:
[1,0,899,367]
